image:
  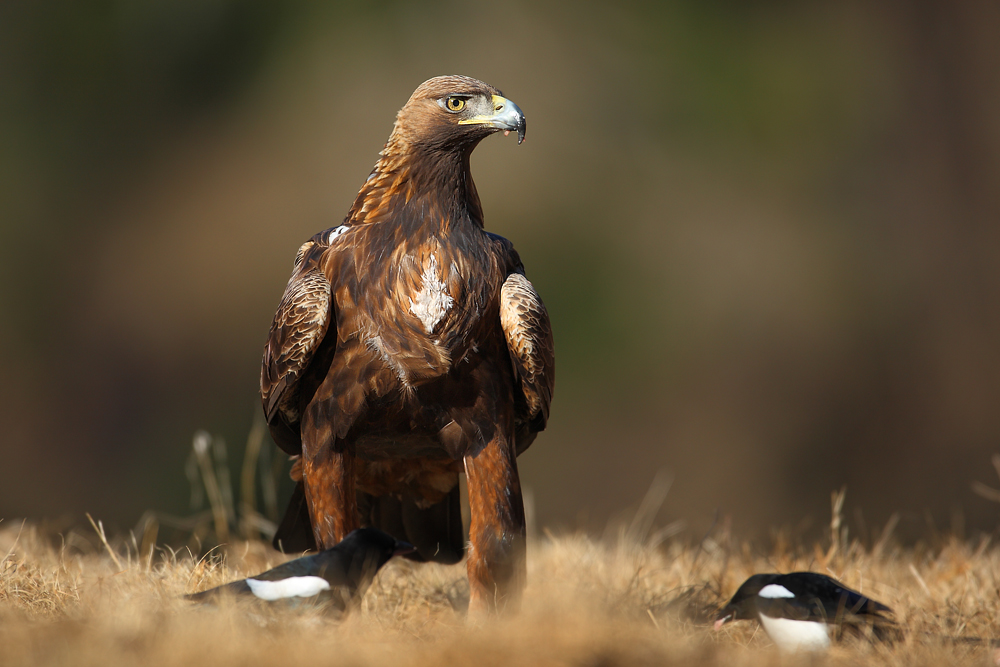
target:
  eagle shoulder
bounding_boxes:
[261,234,340,449]
[499,271,555,432]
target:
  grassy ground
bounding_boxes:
[2,516,999,667]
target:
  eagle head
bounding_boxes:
[389,75,526,154]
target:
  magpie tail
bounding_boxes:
[184,579,252,602]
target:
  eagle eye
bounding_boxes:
[445,97,466,112]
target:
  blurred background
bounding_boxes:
[2,0,999,545]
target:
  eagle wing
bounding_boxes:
[500,271,555,452]
[261,239,334,454]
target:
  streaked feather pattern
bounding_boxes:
[261,251,332,426]
[500,272,555,430]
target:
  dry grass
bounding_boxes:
[2,517,999,667]
[4,451,997,665]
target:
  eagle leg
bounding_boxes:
[302,446,360,549]
[464,433,526,614]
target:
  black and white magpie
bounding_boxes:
[714,572,895,652]
[186,527,414,609]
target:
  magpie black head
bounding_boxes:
[338,527,417,558]
[714,573,782,627]
[334,527,416,588]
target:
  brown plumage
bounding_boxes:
[260,76,553,613]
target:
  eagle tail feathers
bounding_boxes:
[274,483,465,565]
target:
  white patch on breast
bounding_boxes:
[758,584,796,599]
[327,225,349,243]
[245,576,331,601]
[758,613,830,652]
[409,253,453,334]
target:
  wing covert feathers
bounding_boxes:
[261,250,333,425]
[500,272,555,426]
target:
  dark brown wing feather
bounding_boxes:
[261,241,333,454]
[500,272,555,451]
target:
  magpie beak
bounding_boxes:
[393,541,417,557]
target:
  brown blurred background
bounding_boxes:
[2,1,999,544]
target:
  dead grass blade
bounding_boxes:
[85,513,122,572]
[626,469,673,546]
[239,409,267,540]
[192,430,230,544]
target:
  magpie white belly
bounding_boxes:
[758,613,831,652]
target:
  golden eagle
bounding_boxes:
[260,76,554,612]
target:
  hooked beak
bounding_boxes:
[459,94,526,144]
[393,541,417,557]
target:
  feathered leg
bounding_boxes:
[302,447,358,549]
[464,432,526,614]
